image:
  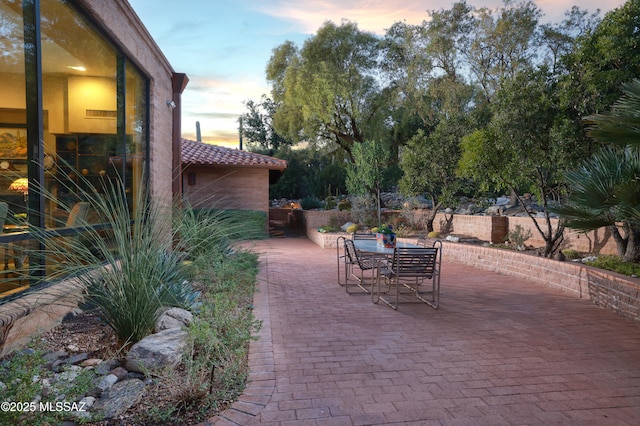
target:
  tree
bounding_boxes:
[346,140,393,225]
[464,0,542,103]
[555,0,640,156]
[266,21,383,162]
[240,95,292,152]
[458,69,568,257]
[399,120,467,232]
[554,78,640,262]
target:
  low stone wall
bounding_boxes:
[435,240,640,322]
[310,228,640,323]
[300,210,619,255]
[1,278,84,356]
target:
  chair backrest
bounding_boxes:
[390,246,439,278]
[65,202,90,228]
[344,238,358,263]
[352,233,376,240]
[0,201,8,229]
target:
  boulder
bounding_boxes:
[125,328,188,373]
[92,378,145,419]
[155,307,193,332]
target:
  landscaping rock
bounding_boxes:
[125,327,188,373]
[81,358,103,367]
[92,378,145,419]
[340,222,355,232]
[155,307,193,331]
[90,373,118,397]
[65,352,89,365]
[95,359,121,375]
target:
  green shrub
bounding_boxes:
[300,196,322,210]
[324,196,337,210]
[561,249,582,260]
[508,224,532,251]
[0,346,96,426]
[346,224,358,233]
[427,231,440,239]
[585,255,640,277]
[337,199,352,211]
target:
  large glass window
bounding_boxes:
[0,0,149,299]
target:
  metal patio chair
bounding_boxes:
[374,240,442,310]
[343,238,381,294]
[336,235,351,286]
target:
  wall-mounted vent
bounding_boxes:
[86,109,116,119]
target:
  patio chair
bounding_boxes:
[343,238,384,294]
[336,235,349,286]
[374,240,442,310]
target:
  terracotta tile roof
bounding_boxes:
[181,139,287,170]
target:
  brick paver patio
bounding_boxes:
[210,237,640,425]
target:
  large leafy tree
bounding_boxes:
[464,0,542,103]
[555,0,640,156]
[399,116,470,233]
[555,79,640,262]
[458,69,569,257]
[240,95,292,152]
[266,21,382,162]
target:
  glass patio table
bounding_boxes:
[352,239,419,255]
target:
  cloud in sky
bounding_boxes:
[249,0,430,34]
[129,0,626,145]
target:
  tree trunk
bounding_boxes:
[622,227,640,263]
[508,189,519,207]
[425,200,443,233]
[610,224,628,259]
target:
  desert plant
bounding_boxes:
[300,196,322,210]
[337,199,352,211]
[350,195,377,227]
[346,224,358,233]
[561,249,582,260]
[508,224,532,251]
[0,345,96,425]
[25,164,263,347]
[428,231,440,239]
[324,196,337,210]
[139,250,260,422]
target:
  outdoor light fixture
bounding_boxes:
[166,100,177,109]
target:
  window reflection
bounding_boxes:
[0,0,149,298]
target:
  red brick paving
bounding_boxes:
[206,238,640,425]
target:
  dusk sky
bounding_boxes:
[127,0,626,147]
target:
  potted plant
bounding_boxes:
[373,223,396,248]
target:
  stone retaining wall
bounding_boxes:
[298,209,619,255]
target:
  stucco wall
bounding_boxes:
[183,166,270,214]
